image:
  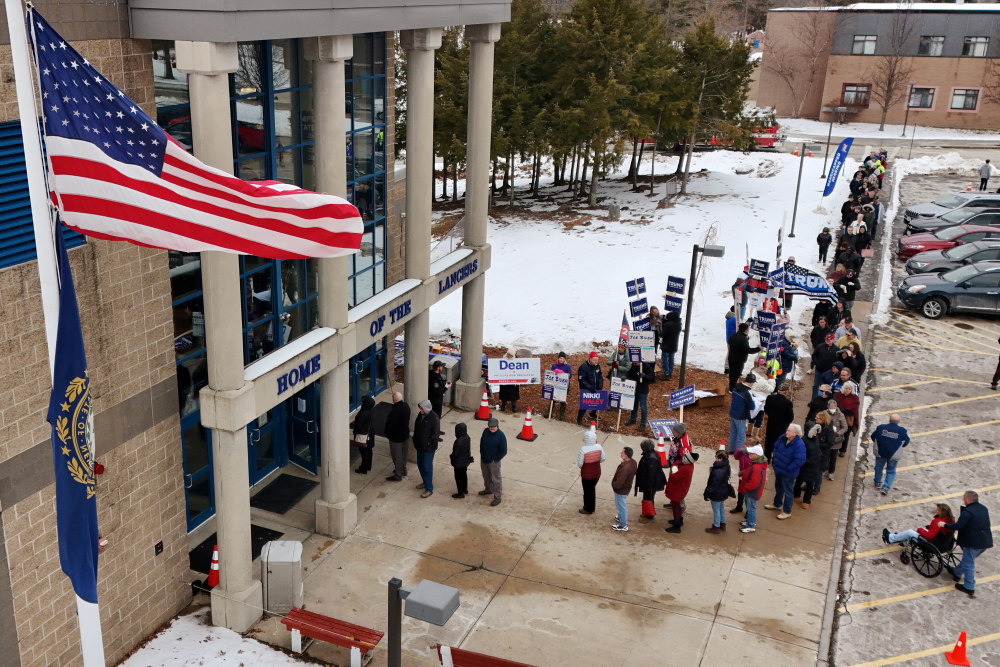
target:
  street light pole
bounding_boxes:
[677,243,725,388]
[789,142,807,238]
[388,578,403,667]
[821,117,834,178]
[901,80,916,138]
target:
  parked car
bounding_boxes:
[904,207,1000,234]
[896,225,1000,259]
[903,192,1000,224]
[896,261,1000,319]
[906,240,1000,274]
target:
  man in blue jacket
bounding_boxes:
[765,424,806,520]
[944,490,993,597]
[478,418,508,506]
[728,374,755,453]
[871,414,910,495]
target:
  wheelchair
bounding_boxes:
[898,532,962,578]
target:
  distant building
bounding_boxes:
[757,3,1000,129]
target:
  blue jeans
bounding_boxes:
[662,351,675,377]
[888,529,920,544]
[955,547,985,590]
[711,500,725,527]
[629,393,648,426]
[745,495,758,527]
[416,451,435,492]
[614,493,628,527]
[729,418,747,453]
[874,457,898,490]
[773,473,794,513]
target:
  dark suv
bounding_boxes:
[896,261,1000,319]
[905,207,1000,234]
[906,241,1000,274]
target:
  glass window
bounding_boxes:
[951,89,979,110]
[918,36,944,56]
[851,35,876,55]
[842,84,871,107]
[909,87,934,109]
[235,43,265,95]
[962,36,989,57]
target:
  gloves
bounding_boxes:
[612,361,619,369]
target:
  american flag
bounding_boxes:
[28,10,363,259]
[782,262,839,303]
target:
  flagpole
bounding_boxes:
[5,2,106,665]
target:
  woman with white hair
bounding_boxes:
[765,424,806,520]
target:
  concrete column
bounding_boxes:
[455,24,500,410]
[176,41,262,633]
[306,35,357,538]
[400,29,441,409]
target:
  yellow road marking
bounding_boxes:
[848,630,1000,667]
[859,483,1000,514]
[891,307,1000,343]
[868,368,991,386]
[847,525,1000,560]
[860,445,1000,479]
[886,316,986,354]
[872,331,924,349]
[889,311,1000,352]
[877,327,953,350]
[866,380,943,392]
[871,393,1000,415]
[840,574,1000,612]
[880,324,994,355]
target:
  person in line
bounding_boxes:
[729,440,755,517]
[738,444,768,533]
[664,423,697,534]
[661,310,682,380]
[728,374,755,453]
[428,360,450,417]
[882,503,954,544]
[811,333,839,388]
[648,306,662,363]
[626,360,655,430]
[774,335,798,391]
[793,419,823,508]
[825,400,849,480]
[834,317,861,341]
[872,414,910,495]
[478,417,507,506]
[635,439,667,520]
[723,307,738,376]
[834,270,861,312]
[811,411,836,495]
[765,424,806,520]
[412,399,440,498]
[810,315,832,355]
[817,227,833,263]
[763,385,794,461]
[497,352,520,413]
[943,491,993,597]
[576,351,604,425]
[703,448,732,534]
[727,323,760,391]
[576,429,606,514]
[384,391,411,481]
[449,423,473,499]
[550,352,573,420]
[842,341,867,383]
[835,382,861,457]
[611,447,638,532]
[352,396,376,474]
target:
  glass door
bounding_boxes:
[247,408,285,485]
[181,411,214,531]
[288,383,319,474]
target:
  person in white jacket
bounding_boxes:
[980,160,994,192]
[576,430,606,514]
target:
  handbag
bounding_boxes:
[861,248,875,258]
[727,483,737,499]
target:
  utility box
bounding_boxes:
[261,540,303,614]
[429,354,460,406]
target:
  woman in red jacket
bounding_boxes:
[738,444,768,533]
[882,504,955,544]
[834,382,861,456]
[664,423,697,534]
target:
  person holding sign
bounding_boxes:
[550,352,572,421]
[661,310,682,380]
[625,361,655,431]
[608,342,632,380]
[498,352,520,413]
[576,352,604,426]
[664,423,697,534]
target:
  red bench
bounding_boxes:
[281,607,384,665]
[437,644,535,667]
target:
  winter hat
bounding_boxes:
[744,372,757,383]
[417,399,433,412]
[673,423,686,437]
[583,430,597,446]
[558,351,567,360]
[589,351,599,359]
[787,256,796,263]
[818,384,832,393]
[832,361,844,370]
[823,227,830,232]
[487,418,499,427]
[747,444,764,457]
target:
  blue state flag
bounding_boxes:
[823,138,854,197]
[46,226,100,604]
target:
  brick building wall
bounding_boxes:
[756,11,837,118]
[0,12,191,665]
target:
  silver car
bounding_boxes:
[903,192,1000,224]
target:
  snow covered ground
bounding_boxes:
[780,117,1000,143]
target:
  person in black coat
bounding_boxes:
[703,450,732,532]
[413,400,441,497]
[576,352,604,425]
[626,361,655,429]
[352,396,376,474]
[661,310,682,380]
[727,323,760,391]
[763,387,795,461]
[812,411,836,494]
[793,420,823,506]
[634,439,668,519]
[428,361,449,416]
[810,316,832,351]
[943,491,993,596]
[812,300,832,327]
[449,423,474,498]
[811,334,839,384]
[384,392,411,481]
[840,196,856,226]
[817,227,833,263]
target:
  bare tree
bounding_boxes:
[980,18,1000,105]
[864,9,914,131]
[762,10,835,118]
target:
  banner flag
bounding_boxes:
[782,262,839,303]
[823,138,854,197]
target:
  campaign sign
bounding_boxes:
[626,279,638,298]
[630,297,649,319]
[632,318,652,332]
[636,277,647,294]
[744,274,770,294]
[667,276,686,295]
[669,385,696,410]
[765,324,787,361]
[609,377,636,411]
[541,370,569,402]
[769,267,784,290]
[579,390,609,411]
[487,357,541,385]
[753,310,777,334]
[649,418,678,440]
[664,295,683,312]
[627,330,656,362]
[749,258,770,278]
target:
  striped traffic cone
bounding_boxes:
[655,436,668,466]
[516,409,538,442]
[474,390,491,420]
[206,545,220,589]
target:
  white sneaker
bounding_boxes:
[827,473,834,481]
[777,512,791,520]
[740,526,756,533]
[611,524,629,532]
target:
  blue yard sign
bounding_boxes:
[667,276,686,294]
[664,295,683,312]
[636,277,647,294]
[626,280,637,298]
[823,138,854,197]
[579,390,609,411]
[629,297,649,319]
[669,385,696,410]
[649,418,678,439]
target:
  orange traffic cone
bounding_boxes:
[945,632,971,666]
[590,420,597,432]
[965,184,973,192]
[206,545,220,589]
[516,408,538,441]
[655,436,668,466]
[475,390,491,421]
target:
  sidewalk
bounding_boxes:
[245,401,843,666]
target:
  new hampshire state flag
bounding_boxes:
[45,227,100,603]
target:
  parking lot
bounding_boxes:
[833,171,1000,667]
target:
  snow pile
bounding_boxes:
[780,117,1000,143]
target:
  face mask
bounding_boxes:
[828,408,836,413]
